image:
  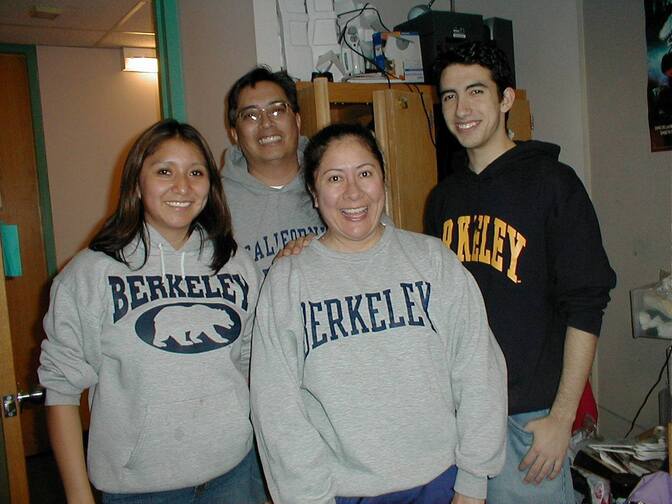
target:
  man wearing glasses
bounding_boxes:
[223,66,325,275]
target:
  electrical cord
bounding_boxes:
[623,345,672,438]
[337,3,391,86]
[336,4,390,36]
[336,4,435,146]
[406,83,436,147]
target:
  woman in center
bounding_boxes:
[250,123,507,504]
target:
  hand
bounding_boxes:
[451,492,484,504]
[518,412,572,484]
[274,234,317,260]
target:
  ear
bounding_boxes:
[230,127,238,145]
[500,87,515,114]
[309,188,318,208]
[294,111,302,134]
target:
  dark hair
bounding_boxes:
[89,119,237,272]
[227,66,299,127]
[304,123,385,196]
[434,41,514,99]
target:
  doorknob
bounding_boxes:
[2,385,45,417]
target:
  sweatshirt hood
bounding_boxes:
[221,136,309,195]
[122,224,209,280]
[458,140,561,181]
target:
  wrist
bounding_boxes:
[548,407,575,427]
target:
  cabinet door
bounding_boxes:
[373,89,437,233]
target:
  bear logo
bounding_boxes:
[135,303,241,353]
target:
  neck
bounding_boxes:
[248,158,300,187]
[320,223,385,253]
[467,137,516,174]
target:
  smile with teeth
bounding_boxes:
[258,135,281,145]
[165,201,191,208]
[456,121,479,130]
[341,206,367,218]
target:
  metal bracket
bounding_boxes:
[2,395,17,417]
[2,387,44,417]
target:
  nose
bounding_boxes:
[259,109,273,128]
[455,96,471,117]
[172,173,188,193]
[343,177,363,200]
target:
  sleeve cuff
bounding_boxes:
[45,388,82,406]
[454,469,487,500]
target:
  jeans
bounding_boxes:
[487,409,574,504]
[102,448,266,504]
[335,465,457,504]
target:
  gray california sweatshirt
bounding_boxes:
[221,137,325,275]
[38,225,260,493]
[250,224,507,503]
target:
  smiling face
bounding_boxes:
[439,63,514,171]
[230,80,301,170]
[138,137,210,249]
[313,136,386,253]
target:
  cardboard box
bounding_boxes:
[630,282,672,339]
[372,31,424,83]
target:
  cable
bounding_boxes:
[336,4,390,33]
[336,3,435,145]
[336,3,393,86]
[623,345,672,438]
[406,83,436,147]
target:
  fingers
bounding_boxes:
[521,452,563,484]
[518,446,536,471]
[548,459,563,480]
[274,235,316,261]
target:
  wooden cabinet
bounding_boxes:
[296,78,532,233]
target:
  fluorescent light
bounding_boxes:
[122,47,158,73]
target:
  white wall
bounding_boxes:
[583,0,672,437]
[178,0,257,165]
[38,46,160,268]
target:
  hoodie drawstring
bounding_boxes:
[158,242,167,286]
[158,242,187,285]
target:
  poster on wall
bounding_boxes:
[646,0,672,151]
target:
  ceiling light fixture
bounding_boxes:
[29,5,62,20]
[122,47,158,73]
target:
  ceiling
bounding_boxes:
[0,1,155,49]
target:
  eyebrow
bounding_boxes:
[439,81,488,97]
[237,100,287,112]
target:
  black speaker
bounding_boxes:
[395,11,516,85]
[394,11,486,84]
[484,17,516,87]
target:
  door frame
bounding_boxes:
[0,44,55,503]
[153,0,186,121]
[0,44,56,276]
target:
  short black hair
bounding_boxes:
[304,123,385,196]
[434,41,514,99]
[226,66,299,127]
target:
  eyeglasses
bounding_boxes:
[236,101,292,123]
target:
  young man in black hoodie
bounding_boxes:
[425,42,616,503]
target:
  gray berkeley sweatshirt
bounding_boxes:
[250,224,507,504]
[39,225,260,493]
[221,137,325,275]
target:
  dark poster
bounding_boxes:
[646,0,672,151]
